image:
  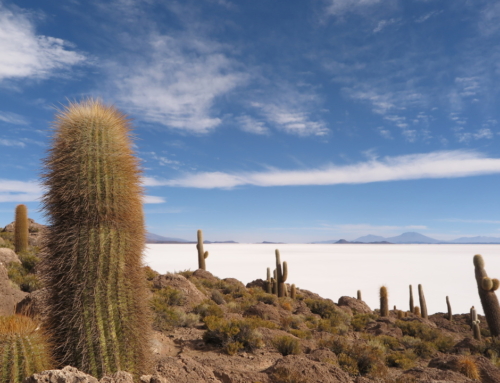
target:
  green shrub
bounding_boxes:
[151,307,199,331]
[272,335,301,356]
[203,316,264,353]
[151,287,185,307]
[412,340,437,358]
[305,298,337,318]
[255,292,278,305]
[386,350,417,369]
[351,313,376,331]
[193,301,225,319]
[7,262,41,293]
[288,329,312,339]
[211,290,226,305]
[270,366,307,383]
[338,353,359,376]
[143,266,159,281]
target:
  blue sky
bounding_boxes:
[1,0,500,243]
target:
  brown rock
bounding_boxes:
[246,278,266,290]
[155,355,222,382]
[429,354,500,383]
[192,269,219,283]
[307,348,338,364]
[213,369,270,383]
[152,273,206,308]
[266,355,354,383]
[100,371,134,383]
[24,366,99,383]
[403,366,475,382]
[0,247,20,264]
[0,237,5,245]
[338,296,372,314]
[365,318,403,338]
[15,287,48,319]
[244,302,281,323]
[140,375,169,383]
[0,262,27,316]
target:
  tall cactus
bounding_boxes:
[0,315,54,383]
[291,284,296,299]
[40,99,151,378]
[14,204,29,253]
[380,286,389,317]
[275,249,288,298]
[473,254,500,337]
[409,285,414,313]
[196,229,209,270]
[266,267,272,294]
[418,284,428,319]
[446,296,452,321]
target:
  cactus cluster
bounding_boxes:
[40,99,151,378]
[470,306,481,341]
[14,204,29,254]
[0,315,53,383]
[473,254,500,337]
[196,229,209,270]
[275,249,288,297]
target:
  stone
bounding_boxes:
[100,371,134,383]
[338,296,372,314]
[192,269,219,283]
[15,287,48,319]
[0,262,27,316]
[0,247,20,264]
[152,273,206,308]
[24,366,99,383]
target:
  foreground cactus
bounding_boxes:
[0,315,53,383]
[14,204,29,254]
[275,250,288,297]
[197,229,209,270]
[473,254,500,337]
[418,284,428,319]
[40,99,151,378]
[380,286,389,317]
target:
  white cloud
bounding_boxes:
[0,179,42,202]
[144,195,166,204]
[373,18,398,33]
[326,0,382,15]
[415,10,443,23]
[110,34,247,133]
[0,111,29,125]
[376,127,393,139]
[236,115,269,135]
[0,138,25,147]
[147,150,500,189]
[440,219,500,224]
[473,128,493,139]
[0,4,85,81]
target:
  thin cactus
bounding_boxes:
[40,99,151,378]
[197,229,208,270]
[446,296,452,321]
[291,284,296,299]
[14,204,29,254]
[380,286,389,317]
[0,315,54,383]
[418,284,428,319]
[473,254,500,337]
[266,268,272,294]
[357,290,362,300]
[409,285,414,312]
[275,250,288,297]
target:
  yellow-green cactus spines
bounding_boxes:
[0,315,54,383]
[14,204,29,254]
[418,284,428,319]
[473,254,500,337]
[40,99,151,378]
[414,306,421,317]
[266,267,272,294]
[380,286,389,317]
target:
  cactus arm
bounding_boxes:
[282,261,288,282]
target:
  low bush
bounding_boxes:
[270,366,307,383]
[272,335,301,356]
[7,262,41,293]
[203,316,265,353]
[193,301,225,319]
[457,356,480,380]
[351,313,376,331]
[386,350,417,369]
[211,290,226,305]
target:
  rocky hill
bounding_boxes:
[2,222,500,382]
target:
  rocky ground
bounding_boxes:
[2,221,500,383]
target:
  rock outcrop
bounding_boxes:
[0,261,27,315]
[0,247,20,264]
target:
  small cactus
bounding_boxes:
[471,306,481,341]
[409,285,414,312]
[197,229,209,270]
[414,306,421,317]
[291,284,296,299]
[380,286,389,317]
[275,250,288,298]
[473,254,500,337]
[266,268,272,294]
[14,204,29,254]
[0,315,54,383]
[418,284,428,319]
[446,296,452,321]
[357,290,362,300]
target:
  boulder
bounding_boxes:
[244,302,281,323]
[0,237,5,245]
[100,371,134,383]
[24,366,99,383]
[265,355,354,383]
[0,247,20,264]
[246,278,266,290]
[15,287,48,319]
[403,366,475,382]
[152,273,206,307]
[429,354,500,383]
[192,269,219,283]
[338,296,372,314]
[155,355,222,383]
[0,262,27,315]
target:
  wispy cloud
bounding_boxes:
[415,10,443,24]
[373,18,399,33]
[0,4,85,82]
[0,179,42,202]
[0,111,29,125]
[325,0,382,16]
[439,218,500,224]
[109,34,247,133]
[0,138,26,147]
[145,150,500,189]
[236,115,269,135]
[144,195,166,204]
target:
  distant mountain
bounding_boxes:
[451,236,500,244]
[310,240,339,244]
[353,235,386,243]
[385,232,441,244]
[146,233,191,243]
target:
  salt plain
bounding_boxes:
[144,243,500,316]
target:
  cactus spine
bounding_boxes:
[380,286,389,317]
[446,296,452,321]
[418,284,428,319]
[473,254,500,337]
[0,315,54,383]
[14,204,29,254]
[409,285,414,313]
[40,99,151,378]
[357,290,362,300]
[275,249,288,298]
[197,229,208,270]
[291,284,296,299]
